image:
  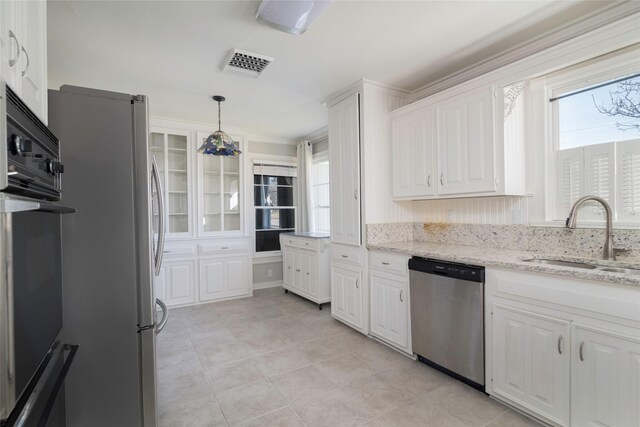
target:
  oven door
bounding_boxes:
[0,197,77,424]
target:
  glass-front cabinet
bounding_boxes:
[150,129,193,237]
[197,132,243,236]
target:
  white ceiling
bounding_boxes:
[47,1,612,141]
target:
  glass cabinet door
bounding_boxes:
[197,132,243,235]
[150,130,192,237]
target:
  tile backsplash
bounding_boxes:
[367,222,640,260]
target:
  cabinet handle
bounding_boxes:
[21,46,29,77]
[306,272,310,275]
[355,279,359,289]
[221,246,229,250]
[579,342,585,362]
[427,175,431,188]
[557,335,563,355]
[381,262,390,266]
[296,269,301,272]
[341,255,349,258]
[440,173,444,186]
[163,250,172,254]
[399,290,404,302]
[354,189,358,200]
[8,31,19,67]
[305,242,309,246]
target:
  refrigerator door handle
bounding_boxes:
[155,298,168,334]
[151,156,165,276]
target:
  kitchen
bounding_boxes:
[0,1,639,426]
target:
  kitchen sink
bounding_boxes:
[523,258,640,274]
[523,259,597,269]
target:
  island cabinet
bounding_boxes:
[487,268,640,427]
[280,234,330,308]
[391,82,526,200]
[0,0,48,123]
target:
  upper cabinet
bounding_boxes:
[391,84,525,200]
[196,132,243,236]
[0,0,47,123]
[150,129,194,238]
[328,93,361,247]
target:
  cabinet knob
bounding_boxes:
[557,335,563,355]
[296,269,301,272]
[381,262,390,266]
[399,290,404,302]
[579,342,585,362]
[440,173,444,186]
[341,255,348,259]
[427,175,431,188]
[221,246,229,250]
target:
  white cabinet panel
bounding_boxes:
[392,107,436,198]
[163,261,196,306]
[280,235,330,306]
[331,264,363,330]
[437,86,495,195]
[199,258,224,301]
[225,256,249,296]
[572,325,640,427]
[492,305,570,426]
[329,93,361,246]
[293,251,303,291]
[370,272,409,351]
[283,247,294,287]
[0,1,21,92]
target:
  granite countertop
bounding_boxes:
[368,241,640,288]
[283,232,331,239]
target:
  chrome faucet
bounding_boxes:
[566,195,615,260]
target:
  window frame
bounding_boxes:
[540,47,640,227]
[310,150,330,235]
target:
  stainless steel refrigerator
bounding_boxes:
[48,85,168,427]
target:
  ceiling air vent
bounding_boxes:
[222,49,273,78]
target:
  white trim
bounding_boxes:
[303,127,328,144]
[252,255,282,264]
[253,280,283,290]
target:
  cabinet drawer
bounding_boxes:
[280,235,297,248]
[295,238,318,251]
[370,251,409,277]
[162,244,197,257]
[199,241,249,255]
[332,244,363,267]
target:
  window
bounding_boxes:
[253,163,296,252]
[545,50,640,225]
[311,152,330,234]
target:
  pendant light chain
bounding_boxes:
[218,100,222,131]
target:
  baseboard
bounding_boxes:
[253,280,283,290]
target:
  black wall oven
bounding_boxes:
[0,83,77,426]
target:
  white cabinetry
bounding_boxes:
[571,325,640,427]
[280,234,330,308]
[487,268,640,427]
[392,107,436,198]
[0,0,48,123]
[330,244,367,334]
[369,251,411,354]
[492,305,570,425]
[329,93,361,247]
[199,255,250,301]
[157,260,196,306]
[391,84,525,200]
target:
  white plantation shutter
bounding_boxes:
[583,142,615,221]
[557,148,582,219]
[617,139,640,222]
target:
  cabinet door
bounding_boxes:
[283,248,293,287]
[164,261,196,306]
[492,305,570,426]
[437,86,495,195]
[199,258,224,302]
[370,273,409,350]
[224,256,250,297]
[293,251,303,291]
[331,264,362,329]
[392,107,436,198]
[0,1,21,92]
[305,252,318,297]
[19,0,46,122]
[572,325,640,427]
[329,93,361,246]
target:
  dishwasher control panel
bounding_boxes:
[408,257,484,283]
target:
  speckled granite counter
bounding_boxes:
[368,241,640,288]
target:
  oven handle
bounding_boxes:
[0,198,75,214]
[35,201,76,214]
[151,157,165,276]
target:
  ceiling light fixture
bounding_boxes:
[255,0,332,35]
[198,96,242,157]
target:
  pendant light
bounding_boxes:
[198,96,242,156]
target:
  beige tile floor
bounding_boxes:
[157,287,542,427]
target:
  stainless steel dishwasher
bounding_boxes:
[409,257,485,391]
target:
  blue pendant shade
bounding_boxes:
[198,96,242,157]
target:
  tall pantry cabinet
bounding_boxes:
[327,81,411,336]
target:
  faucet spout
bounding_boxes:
[565,195,615,260]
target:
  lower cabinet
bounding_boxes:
[492,305,570,426]
[571,324,640,427]
[156,260,197,306]
[199,255,250,302]
[281,235,330,306]
[331,263,364,331]
[370,271,410,354]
